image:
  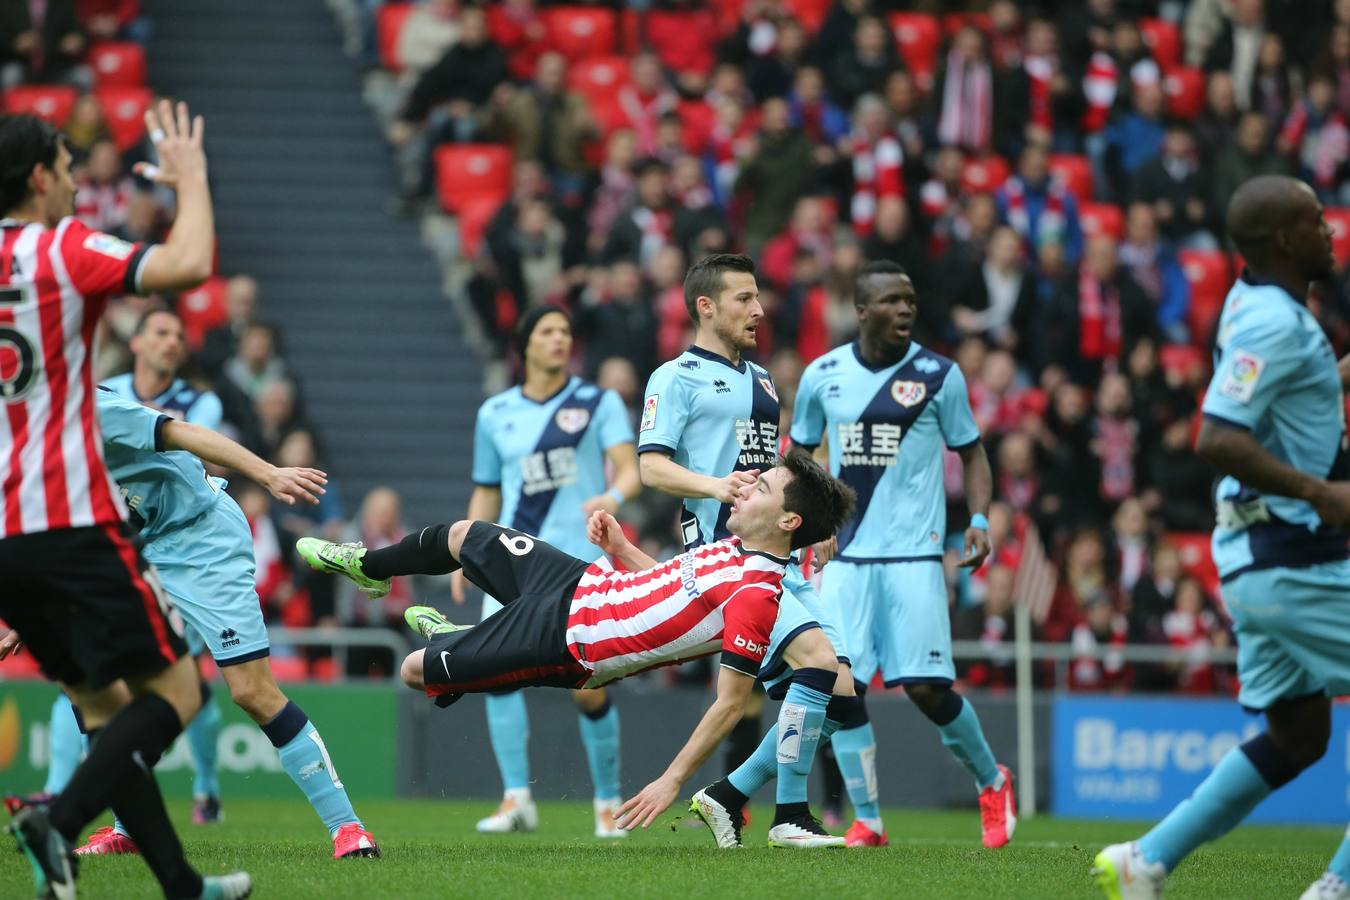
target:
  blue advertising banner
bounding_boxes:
[1053,695,1350,824]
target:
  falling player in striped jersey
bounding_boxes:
[297,450,855,831]
[455,306,639,838]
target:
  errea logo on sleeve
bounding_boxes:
[1217,350,1265,404]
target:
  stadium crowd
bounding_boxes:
[13,0,1350,692]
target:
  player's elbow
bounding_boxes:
[638,452,661,486]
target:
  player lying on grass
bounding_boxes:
[3,387,381,861]
[299,449,854,832]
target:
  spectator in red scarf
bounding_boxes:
[760,194,834,290]
[1279,73,1350,201]
[994,16,1080,159]
[1118,202,1191,343]
[604,158,676,267]
[1069,593,1133,691]
[957,563,1018,689]
[1162,576,1225,694]
[1091,373,1138,507]
[74,140,136,236]
[936,26,995,154]
[847,93,904,236]
[787,66,849,145]
[618,52,679,157]
[735,96,815,252]
[997,143,1084,263]
[1033,235,1158,385]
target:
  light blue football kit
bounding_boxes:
[641,345,842,808]
[1139,273,1350,876]
[85,387,364,838]
[470,377,630,802]
[792,340,1001,818]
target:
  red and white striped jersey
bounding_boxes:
[566,537,785,687]
[0,217,154,537]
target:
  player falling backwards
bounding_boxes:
[299,449,854,832]
[453,305,639,837]
[13,306,232,834]
[1093,177,1350,900]
[2,383,382,860]
[637,253,859,848]
[0,103,249,899]
[786,260,1014,848]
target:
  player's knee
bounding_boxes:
[447,520,474,559]
[1266,694,1332,773]
[400,651,425,690]
[225,674,283,720]
[572,687,607,714]
[785,627,838,674]
[905,683,959,724]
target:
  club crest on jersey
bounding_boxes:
[640,395,658,431]
[891,380,926,407]
[555,407,590,434]
[757,377,778,402]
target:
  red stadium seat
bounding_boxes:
[456,194,502,258]
[89,42,147,88]
[542,7,617,62]
[434,144,513,213]
[961,155,1010,194]
[1163,66,1205,120]
[177,277,228,352]
[376,2,414,71]
[1079,201,1124,239]
[788,0,834,34]
[1048,153,1093,204]
[620,8,642,53]
[677,100,716,153]
[567,56,631,104]
[1324,207,1350,267]
[646,9,719,76]
[1139,18,1181,68]
[1180,249,1233,344]
[1168,531,1221,598]
[888,13,941,89]
[3,85,78,126]
[95,86,152,151]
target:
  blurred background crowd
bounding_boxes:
[13,0,1350,692]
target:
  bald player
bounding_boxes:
[1094,176,1350,900]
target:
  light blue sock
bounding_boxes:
[44,695,83,795]
[578,701,621,801]
[832,722,881,821]
[486,691,531,791]
[186,686,222,798]
[1328,828,1350,883]
[727,724,778,798]
[263,701,360,836]
[775,680,831,805]
[1139,747,1271,871]
[937,697,1000,789]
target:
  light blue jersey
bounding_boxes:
[101,373,223,429]
[640,346,779,548]
[791,341,980,562]
[1201,274,1350,581]
[472,376,632,561]
[95,387,227,539]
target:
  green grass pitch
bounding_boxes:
[0,798,1339,898]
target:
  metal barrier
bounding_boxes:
[264,626,411,684]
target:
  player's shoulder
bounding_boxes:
[802,343,856,378]
[571,379,603,402]
[168,379,216,407]
[1223,282,1303,336]
[57,216,135,260]
[94,384,147,415]
[481,385,522,415]
[652,351,704,380]
[99,372,133,396]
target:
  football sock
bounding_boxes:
[773,669,833,805]
[186,681,222,800]
[486,691,531,791]
[577,698,621,801]
[361,524,458,579]
[933,693,1001,789]
[831,694,881,824]
[727,725,778,799]
[49,693,201,897]
[1138,734,1295,871]
[705,777,749,811]
[1330,839,1350,885]
[44,694,83,795]
[262,701,361,836]
[819,742,845,818]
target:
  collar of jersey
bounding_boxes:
[517,375,577,406]
[1239,268,1307,307]
[737,545,791,567]
[129,376,184,406]
[686,345,746,373]
[850,339,920,373]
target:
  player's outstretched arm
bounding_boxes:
[639,451,757,504]
[161,420,327,506]
[587,510,658,570]
[615,666,755,831]
[134,100,215,293]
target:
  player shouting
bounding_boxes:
[298,450,854,831]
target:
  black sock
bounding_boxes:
[820,742,844,814]
[705,777,748,812]
[361,523,459,579]
[772,800,810,825]
[48,694,201,896]
[724,712,761,775]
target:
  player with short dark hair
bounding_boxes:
[298,450,855,832]
[1094,178,1350,900]
[639,253,859,849]
[781,259,1014,849]
[0,101,253,899]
